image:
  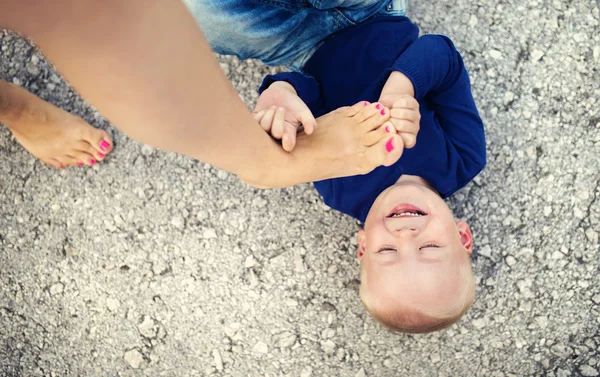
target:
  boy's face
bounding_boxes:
[358,177,473,315]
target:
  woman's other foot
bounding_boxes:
[0,80,112,168]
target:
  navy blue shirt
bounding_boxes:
[259,16,486,222]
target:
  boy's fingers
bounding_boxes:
[393,95,419,110]
[282,123,297,152]
[271,107,286,139]
[390,108,420,122]
[253,109,266,122]
[259,106,278,132]
[400,132,417,149]
[390,118,420,135]
[297,110,317,135]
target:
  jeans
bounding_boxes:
[183,0,408,70]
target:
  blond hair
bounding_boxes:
[359,263,475,334]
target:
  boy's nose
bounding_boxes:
[392,227,419,237]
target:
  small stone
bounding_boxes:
[535,315,548,329]
[489,49,503,59]
[216,170,228,180]
[593,45,600,62]
[321,339,336,354]
[212,349,223,372]
[124,349,144,369]
[253,341,268,354]
[251,197,267,208]
[223,323,240,338]
[478,245,492,258]
[106,298,121,312]
[468,14,478,26]
[585,228,598,245]
[473,317,487,329]
[592,294,600,304]
[26,62,40,75]
[530,49,544,61]
[300,367,313,377]
[202,228,217,239]
[355,368,367,377]
[430,352,441,363]
[506,256,517,266]
[543,206,552,217]
[12,77,22,86]
[138,316,156,338]
[49,283,64,296]
[275,332,296,349]
[171,215,184,229]
[244,255,258,268]
[140,144,154,156]
[580,365,599,377]
[573,32,587,43]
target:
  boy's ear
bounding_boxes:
[456,221,473,254]
[357,229,367,261]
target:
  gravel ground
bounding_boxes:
[1,0,599,376]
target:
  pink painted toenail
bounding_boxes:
[90,159,96,165]
[363,101,368,106]
[380,109,386,116]
[98,153,105,158]
[375,104,381,109]
[77,162,83,167]
[385,126,390,133]
[100,140,110,151]
[386,138,394,152]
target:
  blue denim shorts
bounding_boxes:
[183,0,408,70]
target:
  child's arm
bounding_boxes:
[389,35,486,168]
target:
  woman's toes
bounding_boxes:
[359,106,391,134]
[344,101,370,117]
[364,134,404,169]
[42,158,64,169]
[75,140,105,162]
[82,124,113,155]
[70,150,97,166]
[353,103,387,124]
[361,121,396,147]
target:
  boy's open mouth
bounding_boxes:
[386,203,428,218]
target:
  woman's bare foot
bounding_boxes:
[0,80,113,168]
[294,101,404,180]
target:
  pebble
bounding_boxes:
[244,255,258,268]
[356,368,367,377]
[300,367,313,377]
[478,245,492,258]
[140,145,154,156]
[580,365,599,377]
[505,256,517,266]
[213,349,223,372]
[489,49,503,59]
[585,228,598,245]
[138,316,156,338]
[202,228,217,239]
[594,45,600,62]
[321,339,336,354]
[534,315,548,329]
[106,298,121,312]
[253,341,268,354]
[531,49,544,61]
[123,349,144,369]
[49,283,64,296]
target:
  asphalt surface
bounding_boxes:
[1,0,599,376]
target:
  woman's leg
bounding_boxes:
[0,79,112,168]
[0,0,399,187]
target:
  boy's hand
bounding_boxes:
[378,71,420,149]
[252,81,317,152]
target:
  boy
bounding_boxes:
[254,14,486,333]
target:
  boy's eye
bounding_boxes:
[419,243,440,250]
[377,247,397,254]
